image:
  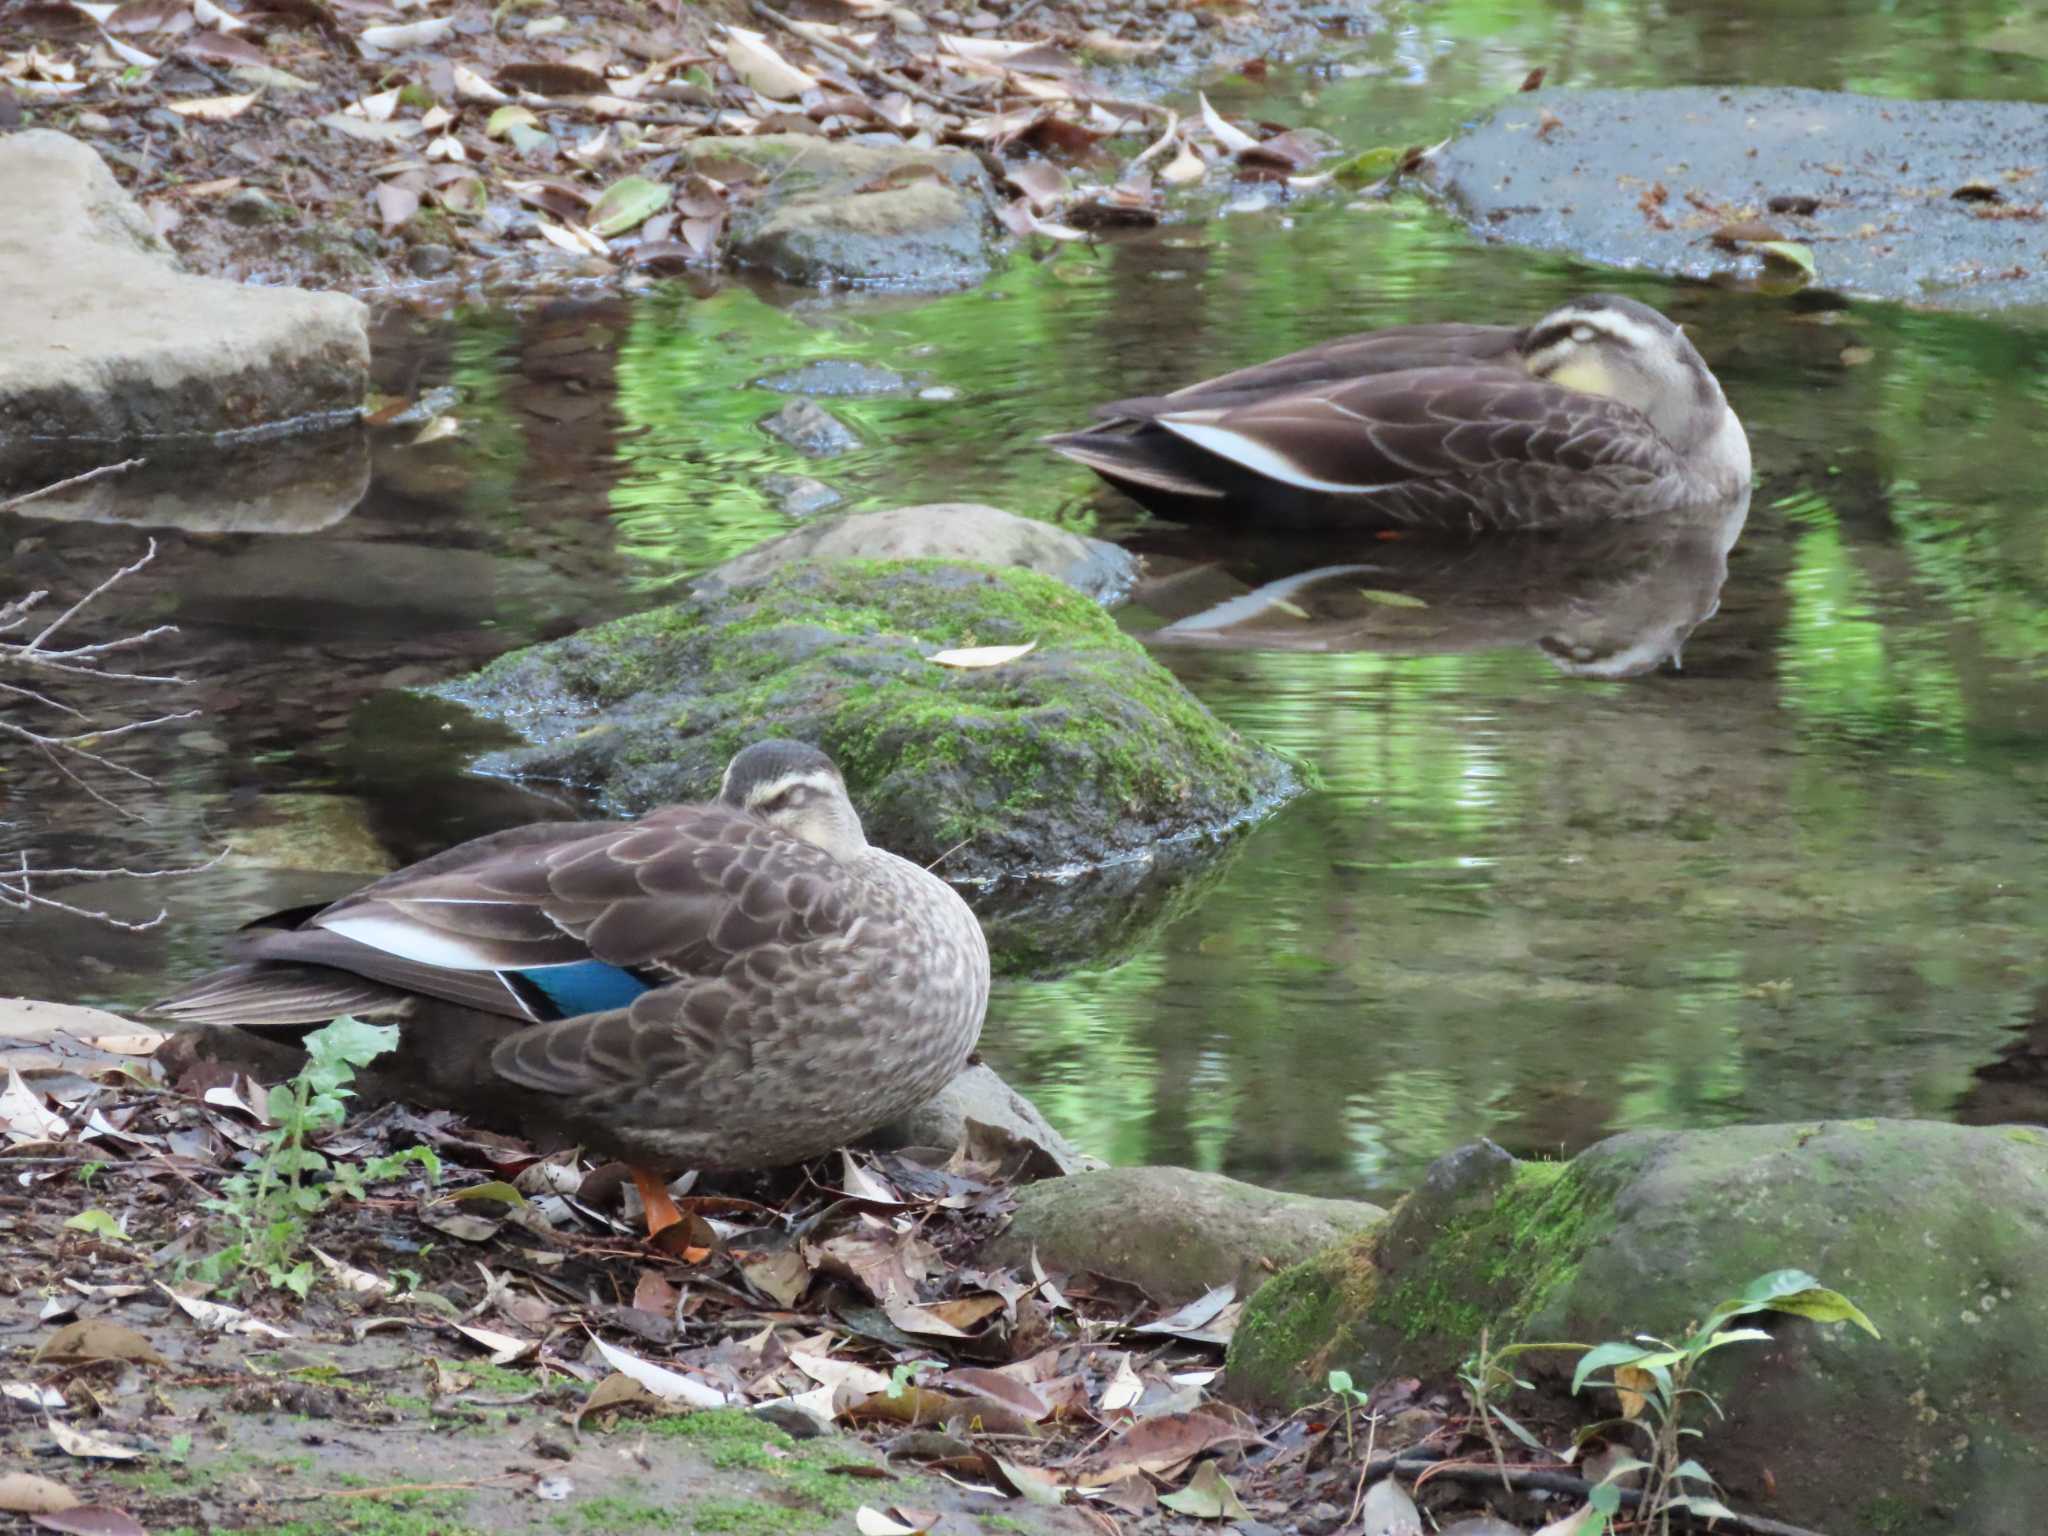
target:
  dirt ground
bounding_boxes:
[2,0,1353,294]
[0,1008,1621,1536]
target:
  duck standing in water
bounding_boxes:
[153,740,990,1234]
[1045,293,1751,533]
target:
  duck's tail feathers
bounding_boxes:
[1041,427,1226,499]
[148,962,409,1029]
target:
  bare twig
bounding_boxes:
[1,848,230,930]
[23,536,164,652]
[0,457,145,514]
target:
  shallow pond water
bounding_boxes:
[12,0,2048,1202]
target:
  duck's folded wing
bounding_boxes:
[313,805,854,970]
[1096,324,1523,421]
[1152,366,1679,496]
[158,808,855,1027]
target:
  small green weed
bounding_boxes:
[189,1016,439,1296]
[1568,1268,1878,1534]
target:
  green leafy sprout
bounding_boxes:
[192,1016,440,1297]
[1566,1269,1878,1535]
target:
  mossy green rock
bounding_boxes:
[983,1165,1385,1304]
[438,559,1298,885]
[1225,1121,2048,1535]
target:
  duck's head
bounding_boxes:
[1518,294,1728,456]
[720,739,868,859]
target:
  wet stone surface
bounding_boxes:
[1426,86,2048,309]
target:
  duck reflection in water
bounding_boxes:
[1136,491,1749,680]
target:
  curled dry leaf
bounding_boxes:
[1197,92,1257,156]
[927,640,1037,669]
[358,16,452,51]
[49,1423,143,1463]
[535,218,610,258]
[375,182,419,232]
[721,24,816,101]
[452,64,508,103]
[166,92,258,119]
[2,1066,67,1141]
[589,1333,728,1408]
[312,1247,394,1297]
[1157,1460,1248,1521]
[455,1322,535,1365]
[34,1318,167,1366]
[1360,1475,1424,1536]
[855,1508,928,1536]
[31,1506,152,1536]
[0,1473,80,1515]
[158,1282,296,1339]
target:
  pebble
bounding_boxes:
[224,188,284,227]
[758,399,861,458]
[760,474,844,518]
[407,243,456,277]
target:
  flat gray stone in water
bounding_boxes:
[983,1165,1386,1304]
[692,503,1141,606]
[0,130,368,483]
[759,398,860,458]
[752,360,911,397]
[681,136,1002,290]
[759,473,845,518]
[1424,87,2048,308]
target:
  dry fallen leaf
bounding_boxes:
[0,1473,79,1515]
[167,91,258,119]
[927,640,1036,669]
[535,218,609,258]
[34,1318,167,1366]
[588,1333,728,1407]
[48,1423,143,1463]
[359,16,453,50]
[721,24,816,101]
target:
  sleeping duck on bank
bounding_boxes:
[1044,293,1751,534]
[153,740,990,1234]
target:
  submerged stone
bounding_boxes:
[1424,87,2048,309]
[1225,1119,2048,1534]
[0,130,367,485]
[692,503,1141,607]
[758,398,861,458]
[435,559,1301,886]
[752,359,913,397]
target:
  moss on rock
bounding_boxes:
[1225,1121,2048,1535]
[438,559,1300,888]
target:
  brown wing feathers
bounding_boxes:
[153,806,857,1034]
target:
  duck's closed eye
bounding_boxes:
[1571,323,1597,343]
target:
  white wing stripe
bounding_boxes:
[319,912,507,971]
[1158,417,1395,495]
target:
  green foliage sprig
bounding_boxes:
[1568,1268,1878,1534]
[194,1016,440,1296]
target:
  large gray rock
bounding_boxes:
[1227,1121,2048,1535]
[985,1166,1386,1304]
[1424,87,2048,309]
[436,559,1299,886]
[0,131,368,484]
[682,136,1001,289]
[7,426,368,532]
[693,504,1142,606]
